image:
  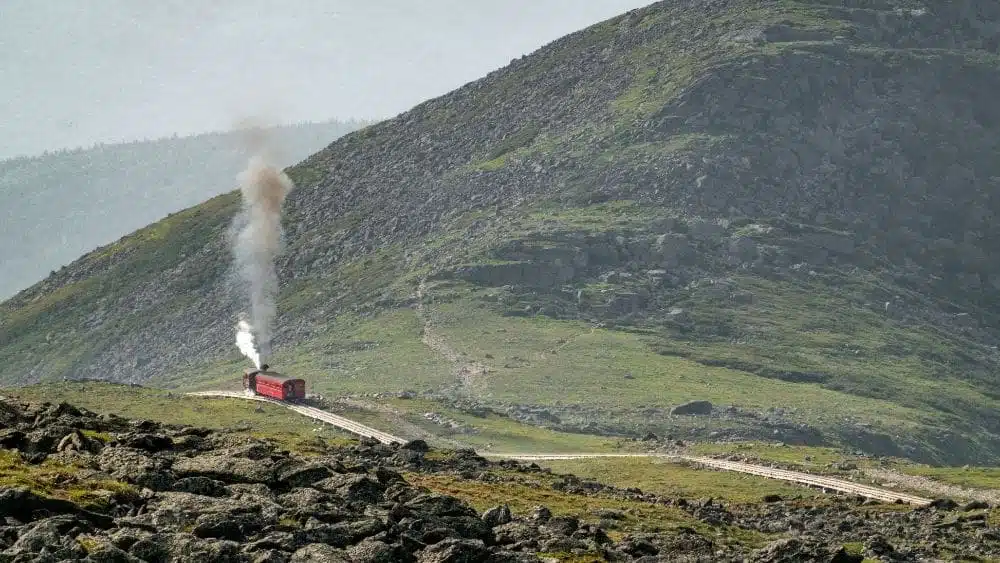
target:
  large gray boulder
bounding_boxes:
[670,400,714,416]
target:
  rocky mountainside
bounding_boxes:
[0,397,997,562]
[0,119,368,299]
[4,0,1000,464]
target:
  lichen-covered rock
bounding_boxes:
[127,536,169,562]
[8,516,89,559]
[289,543,350,563]
[172,453,278,484]
[191,511,267,541]
[250,549,291,563]
[0,396,996,562]
[417,538,489,563]
[165,535,244,563]
[347,539,410,563]
[482,505,512,527]
[96,447,167,486]
[81,541,143,563]
[171,476,229,497]
[312,473,383,505]
[277,462,335,488]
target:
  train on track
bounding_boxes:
[242,365,306,401]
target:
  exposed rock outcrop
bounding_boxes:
[0,397,996,562]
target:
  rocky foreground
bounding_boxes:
[0,399,997,562]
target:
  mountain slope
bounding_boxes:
[4,0,1000,464]
[0,119,369,299]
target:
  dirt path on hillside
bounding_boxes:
[415,280,489,392]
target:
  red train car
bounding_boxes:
[243,366,306,401]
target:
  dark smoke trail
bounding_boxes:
[232,149,293,367]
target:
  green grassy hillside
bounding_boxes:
[4,0,1000,465]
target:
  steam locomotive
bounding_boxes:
[242,364,306,401]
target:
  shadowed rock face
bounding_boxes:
[0,397,997,562]
[671,400,714,416]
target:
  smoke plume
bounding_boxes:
[232,141,293,368]
[235,320,261,368]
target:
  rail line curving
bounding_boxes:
[186,390,406,445]
[187,391,932,506]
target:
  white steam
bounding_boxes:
[232,147,293,367]
[235,320,261,368]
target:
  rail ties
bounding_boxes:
[481,452,932,507]
[186,391,406,445]
[186,392,931,506]
[684,456,932,506]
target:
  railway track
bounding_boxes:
[186,391,406,445]
[682,456,932,506]
[188,391,932,506]
[486,453,930,505]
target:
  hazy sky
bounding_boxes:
[0,0,653,159]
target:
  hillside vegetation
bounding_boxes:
[4,0,1000,465]
[0,119,368,299]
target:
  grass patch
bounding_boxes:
[475,156,508,171]
[405,470,771,549]
[658,274,998,422]
[0,450,137,510]
[381,396,630,454]
[424,295,925,427]
[262,308,453,398]
[841,541,863,555]
[149,307,453,397]
[407,471,689,531]
[520,199,663,234]
[690,442,853,469]
[486,124,541,161]
[278,516,301,528]
[902,466,1000,490]
[80,429,111,443]
[76,536,102,554]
